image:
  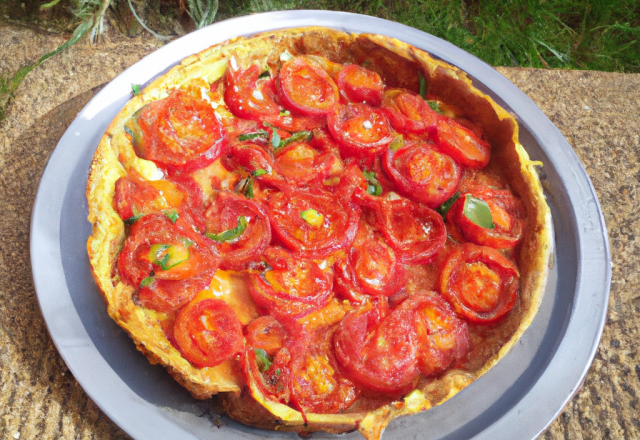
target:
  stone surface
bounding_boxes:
[0,21,638,440]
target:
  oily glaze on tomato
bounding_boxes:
[275,141,337,186]
[327,103,394,159]
[334,220,406,301]
[277,57,339,116]
[174,298,244,368]
[358,191,446,264]
[204,191,271,270]
[268,187,359,259]
[117,213,219,313]
[381,88,440,134]
[434,117,491,169]
[383,143,462,208]
[446,187,525,249]
[129,87,226,172]
[439,243,519,324]
[337,64,383,106]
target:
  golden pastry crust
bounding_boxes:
[87,26,552,439]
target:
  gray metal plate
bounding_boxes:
[30,10,611,440]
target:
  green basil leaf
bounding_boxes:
[262,122,281,149]
[253,169,268,177]
[124,125,134,137]
[277,130,313,150]
[244,177,255,199]
[258,70,271,79]
[206,216,249,242]
[463,195,495,229]
[123,213,142,225]
[180,237,195,248]
[163,209,179,224]
[363,169,382,196]
[301,208,323,226]
[132,84,141,96]
[275,368,281,376]
[419,72,426,99]
[238,129,269,141]
[140,276,155,287]
[427,100,443,114]
[254,348,272,372]
[389,135,404,151]
[279,109,290,117]
[436,192,461,218]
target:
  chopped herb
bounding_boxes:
[132,84,141,96]
[389,134,404,151]
[277,130,313,150]
[140,276,154,287]
[254,348,272,372]
[436,192,461,218]
[263,122,281,149]
[206,216,248,242]
[427,100,443,114]
[149,244,190,271]
[244,177,255,199]
[163,209,179,224]
[238,129,269,141]
[124,125,134,137]
[253,169,268,177]
[301,209,324,227]
[463,195,495,229]
[419,72,426,99]
[275,368,281,376]
[279,109,290,117]
[123,213,142,225]
[363,169,383,196]
[258,70,271,79]
[179,237,195,248]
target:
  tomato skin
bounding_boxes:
[130,88,226,172]
[327,103,394,159]
[117,213,220,313]
[383,142,462,209]
[268,187,360,259]
[446,187,525,249]
[204,191,271,270]
[173,298,244,368]
[277,57,339,116]
[245,315,287,356]
[275,141,337,187]
[434,117,491,169]
[357,191,446,265]
[337,64,384,106]
[381,88,440,134]
[439,243,519,324]
[113,172,164,221]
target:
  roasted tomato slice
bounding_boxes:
[268,187,359,258]
[289,327,359,414]
[245,315,287,356]
[405,294,470,376]
[434,117,491,169]
[334,299,419,394]
[381,88,440,134]
[358,191,446,264]
[337,64,384,106]
[334,220,406,301]
[446,187,525,249]
[128,87,226,172]
[204,191,271,270]
[173,298,243,368]
[117,214,220,313]
[248,248,333,323]
[277,57,339,116]
[439,243,519,324]
[383,142,462,208]
[327,103,394,158]
[275,141,337,187]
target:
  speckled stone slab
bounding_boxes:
[0,21,638,440]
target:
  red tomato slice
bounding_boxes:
[275,141,337,187]
[113,171,166,221]
[404,294,470,376]
[439,243,519,324]
[383,142,462,208]
[245,315,287,356]
[268,187,360,259]
[327,103,394,158]
[334,221,406,301]
[173,298,244,368]
[434,117,491,169]
[277,57,339,116]
[129,87,226,172]
[204,191,271,270]
[337,64,384,106]
[333,299,419,394]
[117,213,220,313]
[248,249,333,323]
[446,187,525,249]
[380,88,440,134]
[357,191,446,264]
[289,327,359,414]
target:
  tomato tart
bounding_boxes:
[87,27,552,439]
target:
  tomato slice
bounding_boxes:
[434,117,491,169]
[380,88,440,134]
[117,213,220,313]
[268,187,360,259]
[173,298,244,368]
[245,315,287,356]
[113,171,167,221]
[277,57,339,116]
[248,249,333,323]
[327,103,394,158]
[337,64,384,106]
[446,187,525,249]
[383,142,462,208]
[358,191,446,264]
[275,141,337,187]
[333,299,419,394]
[439,243,519,324]
[334,220,406,301]
[204,191,271,270]
[129,87,226,172]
